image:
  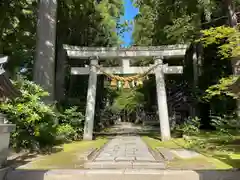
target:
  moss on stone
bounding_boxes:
[17,137,108,169]
[142,135,240,169]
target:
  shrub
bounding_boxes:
[96,108,116,130]
[210,114,238,138]
[57,106,85,140]
[0,77,86,151]
[0,78,57,151]
[56,124,76,142]
[176,116,201,136]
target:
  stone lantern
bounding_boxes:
[0,56,20,179]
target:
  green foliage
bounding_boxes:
[57,106,85,140]
[133,0,218,45]
[111,89,144,113]
[182,114,240,151]
[176,116,201,136]
[0,78,57,150]
[210,114,239,134]
[0,0,124,150]
[97,108,117,130]
[204,75,239,100]
[56,124,76,142]
[0,78,85,151]
[0,0,37,75]
[208,114,239,144]
[0,0,124,77]
[199,26,240,59]
[164,14,198,43]
[57,0,124,47]
[198,26,240,100]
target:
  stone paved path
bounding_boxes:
[96,136,155,162]
[84,136,165,169]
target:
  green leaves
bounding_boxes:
[0,77,86,150]
[164,14,198,43]
[0,0,37,75]
[199,26,240,59]
[198,26,240,99]
[1,0,124,77]
[0,78,57,150]
[175,116,201,136]
[133,0,207,45]
[111,89,144,113]
[204,75,239,100]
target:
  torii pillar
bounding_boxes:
[154,57,171,141]
[83,57,99,140]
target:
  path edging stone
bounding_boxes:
[80,148,98,161]
[156,147,176,161]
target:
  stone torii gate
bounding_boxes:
[63,45,187,141]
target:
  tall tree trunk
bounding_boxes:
[225,0,238,27]
[55,43,67,103]
[192,2,211,117]
[224,0,240,117]
[34,0,57,103]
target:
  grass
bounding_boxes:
[142,136,184,149]
[17,137,108,169]
[191,131,240,169]
[143,132,240,169]
[143,136,216,169]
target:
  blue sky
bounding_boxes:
[121,0,139,47]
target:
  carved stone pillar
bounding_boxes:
[83,57,98,140]
[154,57,171,141]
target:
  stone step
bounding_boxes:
[6,169,240,180]
[84,161,165,169]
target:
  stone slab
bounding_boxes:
[132,162,165,169]
[85,136,166,169]
[115,157,135,161]
[135,156,156,161]
[0,169,231,180]
[85,161,166,169]
[170,149,200,159]
[84,161,133,169]
[156,147,175,161]
[93,136,156,161]
[95,157,115,161]
[8,169,240,180]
